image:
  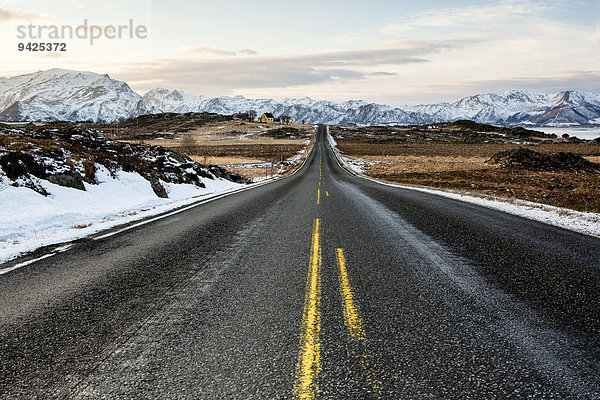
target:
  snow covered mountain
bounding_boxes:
[141,88,209,114]
[0,69,158,122]
[412,90,600,126]
[143,88,430,125]
[1,69,598,125]
[145,88,600,126]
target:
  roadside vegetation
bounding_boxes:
[99,113,315,181]
[0,123,245,198]
[331,121,600,212]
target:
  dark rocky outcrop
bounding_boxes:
[46,172,85,190]
[0,124,247,197]
[488,147,600,171]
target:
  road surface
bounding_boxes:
[1,126,600,399]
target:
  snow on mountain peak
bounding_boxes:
[0,69,157,122]
[1,69,599,126]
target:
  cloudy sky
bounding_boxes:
[0,0,598,104]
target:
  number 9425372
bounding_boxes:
[17,43,66,51]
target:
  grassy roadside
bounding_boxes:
[330,123,600,213]
[104,115,316,181]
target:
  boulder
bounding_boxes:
[46,172,86,190]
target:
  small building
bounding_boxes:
[259,113,275,123]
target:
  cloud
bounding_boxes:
[100,1,598,105]
[121,58,363,92]
[239,49,258,55]
[176,45,236,56]
[372,70,600,105]
[118,41,455,94]
[465,71,600,93]
[381,0,553,36]
[368,72,397,76]
[36,51,66,59]
[0,7,48,22]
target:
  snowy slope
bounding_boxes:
[0,69,158,122]
[0,124,247,263]
[0,167,241,264]
[142,88,209,113]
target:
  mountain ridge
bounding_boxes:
[0,69,158,123]
[1,69,598,126]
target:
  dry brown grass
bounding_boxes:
[121,120,317,181]
[338,139,600,213]
[362,155,489,174]
[120,120,312,165]
[131,136,304,148]
[226,165,295,181]
[72,223,92,229]
[190,155,265,165]
[585,156,600,163]
[227,166,267,181]
[338,141,600,158]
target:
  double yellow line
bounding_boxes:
[294,219,381,399]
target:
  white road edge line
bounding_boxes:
[0,253,57,275]
[55,244,74,252]
[326,126,600,239]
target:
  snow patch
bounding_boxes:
[0,164,241,264]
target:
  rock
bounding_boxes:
[46,172,86,190]
[147,176,168,198]
[488,147,599,171]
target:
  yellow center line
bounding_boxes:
[336,248,382,396]
[294,219,323,399]
[326,191,329,197]
[317,189,320,205]
[319,156,322,181]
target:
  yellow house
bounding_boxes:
[259,113,275,123]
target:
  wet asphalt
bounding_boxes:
[1,126,600,399]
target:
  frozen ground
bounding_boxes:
[0,165,242,264]
[328,132,600,238]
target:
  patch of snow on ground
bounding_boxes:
[0,165,242,264]
[381,184,600,238]
[339,154,367,174]
[288,139,311,162]
[327,130,366,173]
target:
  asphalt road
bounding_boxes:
[1,126,600,399]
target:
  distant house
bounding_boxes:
[259,113,275,123]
